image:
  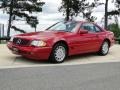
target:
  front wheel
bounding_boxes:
[49,43,67,63]
[99,41,109,56]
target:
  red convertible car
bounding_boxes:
[7,21,115,63]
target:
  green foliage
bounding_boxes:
[59,0,103,22]
[82,0,103,22]
[108,24,120,38]
[59,0,80,21]
[108,10,119,16]
[11,26,26,33]
[108,0,120,16]
[0,0,45,36]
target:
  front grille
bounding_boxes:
[13,38,30,46]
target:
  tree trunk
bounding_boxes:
[104,0,108,29]
[7,0,13,37]
[66,0,70,21]
[7,14,12,37]
[35,27,37,32]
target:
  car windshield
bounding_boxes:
[47,22,78,32]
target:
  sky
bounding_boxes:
[0,0,118,36]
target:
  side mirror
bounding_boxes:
[79,29,88,34]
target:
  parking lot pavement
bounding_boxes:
[0,44,120,69]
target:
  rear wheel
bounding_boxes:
[99,41,109,56]
[49,43,68,63]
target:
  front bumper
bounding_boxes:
[7,42,52,60]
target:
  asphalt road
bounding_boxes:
[0,62,120,90]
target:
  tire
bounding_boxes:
[49,43,68,63]
[99,41,109,56]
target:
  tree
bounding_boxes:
[82,0,103,22]
[104,0,109,29]
[106,0,120,39]
[59,0,103,22]
[108,23,120,38]
[104,0,120,29]
[59,0,80,21]
[108,0,120,16]
[0,0,45,37]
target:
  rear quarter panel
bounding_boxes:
[105,31,115,46]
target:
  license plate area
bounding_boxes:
[12,47,19,53]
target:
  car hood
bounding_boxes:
[15,31,72,40]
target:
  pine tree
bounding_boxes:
[108,0,120,16]
[0,0,45,37]
[81,0,103,22]
[104,0,109,29]
[59,0,103,22]
[59,0,80,21]
[104,0,120,29]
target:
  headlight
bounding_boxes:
[31,40,46,47]
[10,37,14,42]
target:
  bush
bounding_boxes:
[108,23,120,38]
